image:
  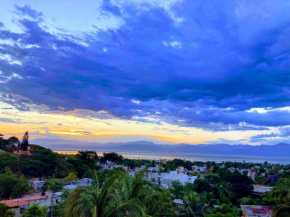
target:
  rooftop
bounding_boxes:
[253,185,273,195]
[1,195,48,208]
[241,205,273,217]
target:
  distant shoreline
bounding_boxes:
[53,149,290,164]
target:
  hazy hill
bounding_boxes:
[32,139,290,158]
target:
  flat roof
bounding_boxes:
[1,195,48,208]
[253,185,273,194]
[241,205,273,217]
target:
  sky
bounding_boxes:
[1,0,290,146]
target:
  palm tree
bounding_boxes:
[118,170,152,201]
[183,191,206,217]
[117,170,172,216]
[217,182,233,204]
[273,203,290,217]
[273,178,290,201]
[269,178,290,217]
[65,173,145,217]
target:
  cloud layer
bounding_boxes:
[1,0,290,144]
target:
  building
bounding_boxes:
[241,205,273,217]
[0,191,58,217]
[248,169,258,180]
[99,160,128,171]
[147,166,159,172]
[145,171,158,182]
[127,169,137,178]
[29,178,45,191]
[159,170,197,188]
[252,185,273,196]
[176,166,189,174]
[173,199,184,209]
[78,178,92,187]
[63,184,78,190]
[13,144,38,156]
[135,165,146,171]
[192,165,206,173]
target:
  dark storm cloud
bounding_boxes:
[1,1,290,131]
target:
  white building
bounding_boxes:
[29,179,45,191]
[127,169,137,178]
[78,178,92,187]
[159,170,197,188]
[63,184,78,190]
[0,191,61,217]
[192,165,206,173]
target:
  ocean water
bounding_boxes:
[54,150,290,165]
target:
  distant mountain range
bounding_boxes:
[32,138,290,158]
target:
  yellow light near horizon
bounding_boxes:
[0,101,271,145]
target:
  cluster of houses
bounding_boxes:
[0,153,276,217]
[98,160,199,188]
[1,191,62,217]
[1,177,94,217]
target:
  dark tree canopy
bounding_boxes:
[20,131,29,151]
[100,152,123,163]
[7,137,20,147]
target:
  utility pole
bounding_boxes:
[50,191,54,217]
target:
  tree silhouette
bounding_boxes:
[20,132,29,151]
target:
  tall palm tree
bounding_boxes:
[65,173,145,217]
[118,170,152,201]
[183,191,206,217]
[218,182,233,204]
[273,203,290,217]
[117,170,171,216]
[273,178,290,201]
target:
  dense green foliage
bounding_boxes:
[41,179,63,192]
[0,152,20,173]
[1,136,290,216]
[22,204,47,217]
[205,204,239,217]
[0,170,31,198]
[0,204,14,217]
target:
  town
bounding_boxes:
[1,132,289,217]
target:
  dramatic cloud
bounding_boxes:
[1,0,290,144]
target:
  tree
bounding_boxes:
[273,178,290,202]
[22,204,47,217]
[274,204,290,217]
[21,147,73,178]
[65,173,145,217]
[205,204,239,217]
[240,197,254,205]
[0,203,15,217]
[76,151,98,169]
[100,152,123,164]
[193,178,212,194]
[0,152,20,173]
[205,174,221,185]
[171,180,184,198]
[183,191,206,216]
[64,172,78,181]
[223,171,253,199]
[7,136,20,147]
[20,131,29,151]
[117,170,170,216]
[217,182,233,204]
[41,180,63,192]
[0,137,6,149]
[0,174,31,199]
